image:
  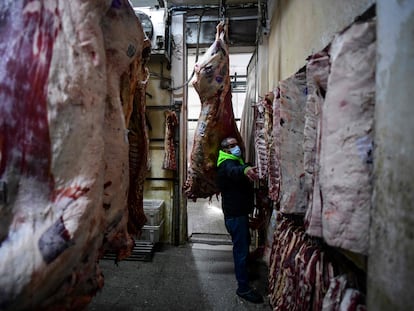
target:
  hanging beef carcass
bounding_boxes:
[268,214,367,310]
[125,41,151,235]
[101,0,149,252]
[184,21,243,200]
[0,0,147,310]
[162,110,179,171]
[322,275,367,311]
[268,88,282,202]
[254,92,274,180]
[319,20,376,255]
[254,98,266,179]
[278,71,308,214]
[303,52,330,238]
[268,214,335,311]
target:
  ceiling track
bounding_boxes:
[186,15,257,22]
[167,3,258,13]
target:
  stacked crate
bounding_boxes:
[139,199,165,244]
[104,200,164,261]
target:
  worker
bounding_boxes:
[216,137,264,304]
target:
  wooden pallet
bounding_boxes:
[102,240,155,262]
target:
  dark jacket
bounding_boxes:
[216,150,254,218]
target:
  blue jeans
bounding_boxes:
[225,215,251,292]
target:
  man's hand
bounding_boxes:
[245,166,259,182]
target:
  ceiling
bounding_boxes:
[167,0,256,6]
[129,1,256,8]
[129,0,261,49]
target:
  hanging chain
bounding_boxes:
[220,0,226,22]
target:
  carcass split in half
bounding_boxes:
[184,21,243,201]
[0,1,148,310]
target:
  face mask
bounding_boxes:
[229,145,241,157]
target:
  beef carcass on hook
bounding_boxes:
[184,21,243,200]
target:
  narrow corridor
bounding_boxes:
[88,243,271,311]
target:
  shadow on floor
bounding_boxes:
[88,243,272,311]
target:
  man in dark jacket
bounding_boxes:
[216,137,263,304]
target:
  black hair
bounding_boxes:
[221,137,236,149]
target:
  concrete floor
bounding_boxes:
[88,198,271,310]
[88,243,272,311]
[187,197,228,237]
[187,197,235,245]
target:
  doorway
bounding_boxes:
[186,51,252,244]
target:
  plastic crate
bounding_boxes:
[139,219,164,243]
[143,199,164,225]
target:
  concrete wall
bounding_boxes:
[142,12,186,245]
[265,0,375,88]
[368,1,414,309]
[143,59,174,243]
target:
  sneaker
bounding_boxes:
[236,288,264,304]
